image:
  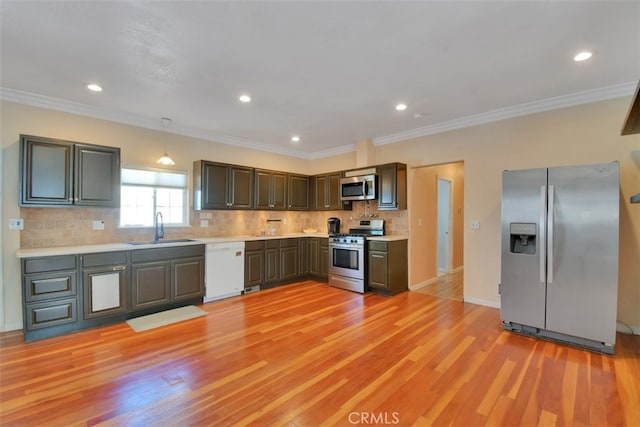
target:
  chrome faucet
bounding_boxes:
[154,212,164,242]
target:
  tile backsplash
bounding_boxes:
[20,201,408,248]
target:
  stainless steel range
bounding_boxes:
[328,219,384,293]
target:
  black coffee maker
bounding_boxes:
[327,217,341,235]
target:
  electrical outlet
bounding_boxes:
[200,219,209,228]
[9,218,24,230]
[470,220,480,230]
[93,220,105,230]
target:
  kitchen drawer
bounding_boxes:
[83,251,128,267]
[23,255,77,274]
[368,241,388,252]
[266,239,280,249]
[24,271,77,302]
[245,240,265,251]
[131,245,204,263]
[25,298,78,331]
[280,238,298,248]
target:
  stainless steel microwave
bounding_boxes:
[340,175,376,201]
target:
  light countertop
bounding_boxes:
[16,233,408,258]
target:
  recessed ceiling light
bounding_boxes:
[291,135,301,143]
[239,94,251,103]
[87,83,102,92]
[574,51,593,62]
[395,103,408,111]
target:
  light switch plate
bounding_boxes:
[470,220,480,230]
[9,218,24,230]
[200,219,209,228]
[93,220,105,230]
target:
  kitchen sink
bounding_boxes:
[126,239,197,245]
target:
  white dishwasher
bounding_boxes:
[204,241,245,303]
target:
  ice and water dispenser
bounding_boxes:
[509,223,537,255]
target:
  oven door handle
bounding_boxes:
[330,244,363,250]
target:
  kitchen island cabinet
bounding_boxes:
[368,240,408,295]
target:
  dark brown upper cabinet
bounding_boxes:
[193,160,254,210]
[313,172,343,210]
[377,162,407,210]
[20,135,120,207]
[254,169,287,210]
[287,174,310,210]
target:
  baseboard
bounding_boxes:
[1,322,23,332]
[409,276,440,291]
[409,266,464,291]
[463,296,500,309]
[616,321,640,335]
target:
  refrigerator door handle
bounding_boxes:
[540,185,547,283]
[547,185,555,284]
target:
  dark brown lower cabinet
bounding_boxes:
[368,240,408,295]
[131,245,205,312]
[309,237,329,279]
[21,245,205,341]
[22,254,79,341]
[82,251,128,320]
[279,239,299,281]
[243,237,323,289]
[131,261,171,310]
[245,240,265,288]
[265,240,280,284]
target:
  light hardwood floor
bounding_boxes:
[413,269,464,301]
[1,281,639,426]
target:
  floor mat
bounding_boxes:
[126,306,206,332]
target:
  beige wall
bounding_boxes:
[2,96,639,333]
[410,162,464,286]
[377,97,640,329]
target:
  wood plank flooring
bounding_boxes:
[413,269,464,301]
[1,280,639,426]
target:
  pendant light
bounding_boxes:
[157,117,175,165]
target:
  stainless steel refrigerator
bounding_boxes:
[500,162,619,354]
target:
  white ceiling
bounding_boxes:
[1,1,639,159]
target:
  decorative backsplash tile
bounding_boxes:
[20,202,408,248]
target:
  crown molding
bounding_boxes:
[2,82,636,159]
[373,81,638,146]
[0,87,328,159]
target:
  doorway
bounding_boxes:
[437,177,452,275]
[409,161,464,301]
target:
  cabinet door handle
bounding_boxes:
[372,254,384,258]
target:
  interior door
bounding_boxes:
[437,178,452,274]
[545,162,619,344]
[500,168,547,329]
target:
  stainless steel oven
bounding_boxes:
[329,235,365,293]
[328,219,385,294]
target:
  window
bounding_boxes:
[120,167,188,227]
